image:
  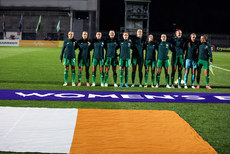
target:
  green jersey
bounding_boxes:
[60,38,77,61]
[157,41,170,60]
[185,40,199,61]
[91,39,104,60]
[144,41,156,61]
[119,39,132,60]
[171,36,185,56]
[198,42,213,62]
[77,38,91,60]
[105,38,119,57]
[131,36,145,59]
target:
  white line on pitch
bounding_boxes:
[212,65,230,72]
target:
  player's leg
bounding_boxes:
[196,61,202,89]
[63,65,69,86]
[104,65,110,87]
[171,56,177,88]
[125,66,130,87]
[85,66,90,87]
[77,58,83,86]
[177,65,183,88]
[204,62,211,89]
[104,57,111,87]
[184,69,189,89]
[85,59,90,86]
[99,60,104,87]
[71,65,76,86]
[70,58,76,86]
[112,65,118,87]
[119,59,124,87]
[191,60,197,89]
[163,59,170,88]
[131,58,137,87]
[125,59,131,87]
[119,66,124,87]
[92,65,97,86]
[144,64,149,88]
[177,56,184,88]
[138,61,143,87]
[156,67,161,88]
[171,65,176,88]
[205,69,211,89]
[196,68,201,89]
[78,66,83,86]
[164,66,170,88]
[151,62,156,88]
[184,59,190,88]
[92,59,97,86]
[63,58,69,86]
[191,68,196,89]
[156,60,163,88]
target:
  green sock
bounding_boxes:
[151,70,155,85]
[113,73,117,84]
[178,73,182,86]
[105,73,108,84]
[156,73,160,85]
[205,76,210,86]
[92,72,96,84]
[64,70,68,83]
[171,73,175,85]
[72,70,75,83]
[125,69,129,84]
[165,74,169,85]
[78,72,82,83]
[145,70,149,85]
[100,73,104,84]
[120,70,124,84]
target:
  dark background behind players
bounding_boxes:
[100,0,230,34]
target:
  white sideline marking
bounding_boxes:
[212,65,230,72]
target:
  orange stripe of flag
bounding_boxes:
[70,109,217,154]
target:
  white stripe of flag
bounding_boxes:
[0,107,78,153]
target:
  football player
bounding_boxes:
[144,34,157,88]
[91,32,105,87]
[171,29,185,88]
[77,31,91,87]
[60,31,77,86]
[131,29,145,87]
[196,35,213,89]
[155,34,171,88]
[184,33,199,89]
[104,30,119,87]
[119,32,132,87]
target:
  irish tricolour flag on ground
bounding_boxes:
[0,107,217,153]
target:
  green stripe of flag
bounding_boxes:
[35,15,41,33]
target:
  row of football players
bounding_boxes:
[60,29,213,89]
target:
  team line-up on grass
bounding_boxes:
[60,29,213,89]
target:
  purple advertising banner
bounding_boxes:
[0,89,229,103]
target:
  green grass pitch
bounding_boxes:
[0,46,230,154]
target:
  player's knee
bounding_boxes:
[64,66,69,70]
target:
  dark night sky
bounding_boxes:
[100,0,230,34]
